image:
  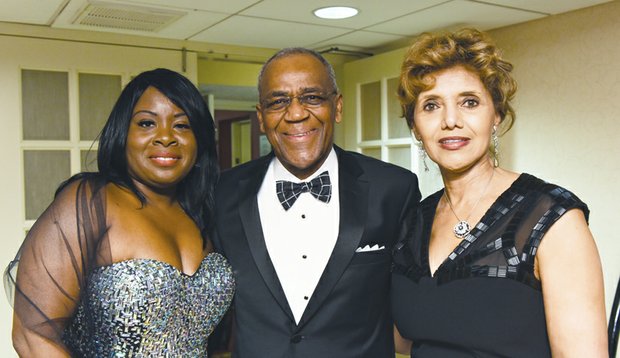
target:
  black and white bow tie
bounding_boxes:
[276,171,332,210]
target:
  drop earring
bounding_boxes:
[492,126,499,167]
[414,139,430,172]
[411,130,430,172]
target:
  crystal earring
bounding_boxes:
[492,126,499,167]
[416,141,430,172]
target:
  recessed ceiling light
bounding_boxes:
[313,6,359,20]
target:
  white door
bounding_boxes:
[0,35,197,356]
[341,51,443,197]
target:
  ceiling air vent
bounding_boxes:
[72,1,185,32]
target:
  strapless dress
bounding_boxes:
[63,252,235,357]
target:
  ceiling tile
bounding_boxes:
[240,0,447,29]
[120,0,260,13]
[0,0,66,25]
[2,0,612,51]
[482,0,612,15]
[50,0,227,39]
[367,0,546,35]
[190,15,351,49]
[310,31,406,51]
[156,10,229,39]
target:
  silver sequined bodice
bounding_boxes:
[63,252,234,357]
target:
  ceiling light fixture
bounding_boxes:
[313,6,358,20]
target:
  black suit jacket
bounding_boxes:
[212,146,420,358]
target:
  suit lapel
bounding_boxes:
[297,147,368,328]
[237,155,295,321]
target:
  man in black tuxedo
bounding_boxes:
[212,48,420,358]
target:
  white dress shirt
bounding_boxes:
[257,148,340,323]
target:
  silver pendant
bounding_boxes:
[453,220,470,239]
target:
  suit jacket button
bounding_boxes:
[291,334,303,343]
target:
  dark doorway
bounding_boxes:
[215,110,264,170]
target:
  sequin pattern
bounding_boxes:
[63,252,234,357]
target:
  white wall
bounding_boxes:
[0,34,197,356]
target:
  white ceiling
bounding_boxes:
[0,0,613,54]
[1,0,612,101]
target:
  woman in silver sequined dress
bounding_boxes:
[5,68,235,357]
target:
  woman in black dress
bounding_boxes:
[392,28,607,357]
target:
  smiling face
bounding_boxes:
[257,53,342,180]
[125,86,197,193]
[413,65,500,174]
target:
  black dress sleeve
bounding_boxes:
[4,177,110,348]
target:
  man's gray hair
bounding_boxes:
[257,47,339,96]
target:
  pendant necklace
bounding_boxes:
[443,170,495,239]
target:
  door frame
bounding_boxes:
[214,109,261,170]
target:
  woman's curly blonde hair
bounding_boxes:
[398,28,517,134]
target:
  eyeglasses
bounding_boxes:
[260,91,337,113]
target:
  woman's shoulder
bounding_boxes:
[516,173,588,218]
[50,173,108,208]
[59,175,143,209]
[514,173,574,195]
[53,175,142,224]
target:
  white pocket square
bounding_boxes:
[355,244,385,253]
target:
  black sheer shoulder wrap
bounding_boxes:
[4,176,111,346]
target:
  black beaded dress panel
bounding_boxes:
[392,174,588,357]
